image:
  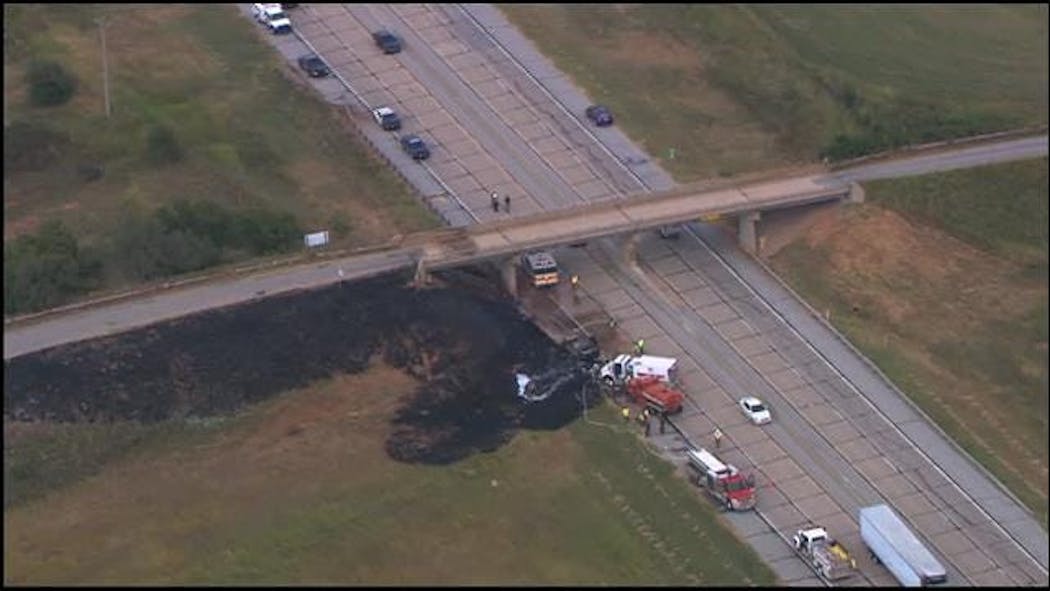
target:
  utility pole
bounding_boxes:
[96,16,110,118]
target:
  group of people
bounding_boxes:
[620,403,723,447]
[490,191,511,213]
[621,405,669,437]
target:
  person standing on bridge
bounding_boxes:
[491,191,500,212]
[714,427,723,449]
[504,194,511,214]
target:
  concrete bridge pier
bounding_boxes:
[738,211,762,255]
[412,257,430,288]
[848,181,865,204]
[501,255,518,297]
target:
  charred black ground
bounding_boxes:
[3,270,601,464]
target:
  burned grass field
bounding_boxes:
[4,271,597,467]
[3,271,774,585]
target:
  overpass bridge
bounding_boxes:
[409,172,857,292]
[419,173,855,264]
[5,172,855,359]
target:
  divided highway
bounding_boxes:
[4,4,1048,586]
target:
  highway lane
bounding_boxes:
[5,5,1047,585]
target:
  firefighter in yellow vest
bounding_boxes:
[621,407,630,422]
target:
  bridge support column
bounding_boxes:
[502,255,518,297]
[738,211,761,255]
[847,181,865,204]
[412,257,430,288]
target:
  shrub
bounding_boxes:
[231,208,300,255]
[821,97,1018,162]
[155,199,232,246]
[111,213,222,281]
[110,200,302,281]
[4,220,101,315]
[3,120,70,173]
[24,60,77,107]
[145,125,184,165]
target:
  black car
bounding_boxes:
[297,54,330,78]
[563,334,600,364]
[372,29,402,54]
[585,104,614,127]
[400,135,430,160]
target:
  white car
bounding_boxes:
[739,397,771,425]
[251,3,292,34]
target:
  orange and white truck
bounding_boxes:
[624,375,685,414]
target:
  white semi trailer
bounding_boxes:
[860,504,947,587]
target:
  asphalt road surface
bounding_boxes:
[5,4,1048,586]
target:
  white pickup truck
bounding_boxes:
[252,3,292,34]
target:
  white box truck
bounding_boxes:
[599,354,677,386]
[860,504,947,587]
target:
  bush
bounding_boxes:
[112,212,221,280]
[4,220,102,315]
[24,60,77,107]
[231,208,300,255]
[145,125,184,165]
[3,120,70,174]
[821,97,1019,162]
[156,199,232,246]
[110,200,302,281]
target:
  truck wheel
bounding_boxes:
[603,376,615,387]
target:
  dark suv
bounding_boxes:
[297,54,330,78]
[372,29,402,54]
[400,135,430,160]
[585,105,614,127]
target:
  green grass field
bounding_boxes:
[501,5,1048,181]
[3,367,776,585]
[769,158,1048,527]
[4,5,437,295]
